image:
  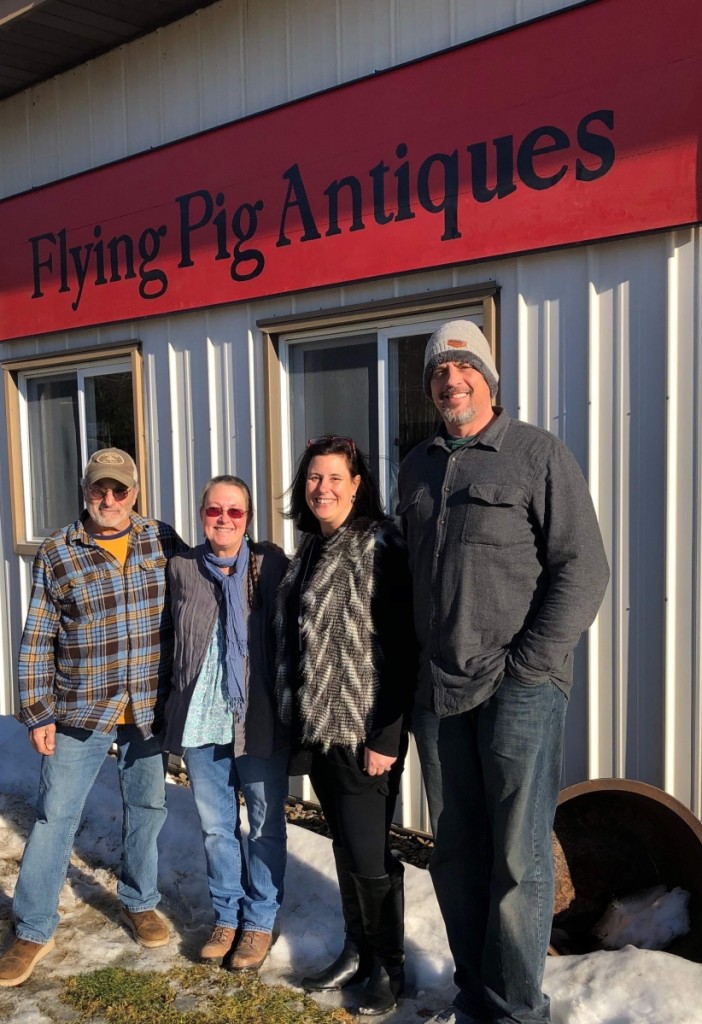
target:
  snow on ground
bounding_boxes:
[1,713,701,1023]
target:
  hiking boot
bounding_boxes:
[227,930,272,971]
[120,907,170,948]
[200,925,239,961]
[0,937,56,987]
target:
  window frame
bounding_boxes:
[260,284,499,547]
[3,342,147,554]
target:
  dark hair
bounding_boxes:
[284,436,386,533]
[200,474,261,607]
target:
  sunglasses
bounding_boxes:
[203,505,248,521]
[88,485,131,501]
[306,434,357,454]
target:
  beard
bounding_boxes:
[436,388,477,428]
[442,405,476,427]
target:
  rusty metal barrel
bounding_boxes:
[550,778,702,962]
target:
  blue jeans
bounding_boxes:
[13,723,167,944]
[429,676,567,1024]
[411,704,443,838]
[183,745,288,933]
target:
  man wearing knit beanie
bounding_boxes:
[421,319,499,436]
[398,320,609,1024]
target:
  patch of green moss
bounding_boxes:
[61,964,356,1024]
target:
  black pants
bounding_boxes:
[309,736,408,878]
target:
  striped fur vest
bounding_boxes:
[274,517,394,752]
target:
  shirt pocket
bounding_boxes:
[56,567,116,621]
[461,483,525,547]
[136,556,169,603]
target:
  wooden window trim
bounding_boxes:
[260,284,499,545]
[3,342,146,555]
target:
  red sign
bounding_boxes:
[0,0,700,340]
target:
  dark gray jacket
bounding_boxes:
[162,540,289,757]
[397,408,609,717]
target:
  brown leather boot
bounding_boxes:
[227,930,272,971]
[200,925,239,961]
[120,908,170,948]
[0,937,56,987]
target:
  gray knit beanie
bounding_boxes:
[423,320,499,398]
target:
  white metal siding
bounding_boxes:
[1,0,701,828]
[0,0,583,197]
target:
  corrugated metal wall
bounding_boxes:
[2,0,701,826]
[0,0,583,196]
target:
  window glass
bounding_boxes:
[387,333,440,511]
[388,332,441,462]
[83,371,135,456]
[289,336,378,467]
[23,363,134,539]
[27,374,82,536]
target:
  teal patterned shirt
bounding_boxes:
[182,617,234,747]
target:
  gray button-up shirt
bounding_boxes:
[397,408,609,717]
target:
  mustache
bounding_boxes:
[440,385,472,399]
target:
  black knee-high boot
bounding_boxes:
[352,861,405,1015]
[302,844,373,990]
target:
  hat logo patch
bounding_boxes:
[95,452,125,465]
[447,338,468,348]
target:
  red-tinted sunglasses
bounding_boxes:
[203,506,247,521]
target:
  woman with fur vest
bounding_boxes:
[275,435,416,1016]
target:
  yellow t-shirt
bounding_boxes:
[93,528,134,725]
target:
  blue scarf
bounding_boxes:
[201,539,250,719]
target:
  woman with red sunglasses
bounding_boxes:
[275,437,417,1015]
[163,475,289,972]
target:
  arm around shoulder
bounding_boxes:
[252,540,290,591]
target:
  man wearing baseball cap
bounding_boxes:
[0,449,186,987]
[398,321,609,1024]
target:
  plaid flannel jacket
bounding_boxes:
[18,511,187,736]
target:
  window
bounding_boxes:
[262,286,498,549]
[4,344,146,552]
